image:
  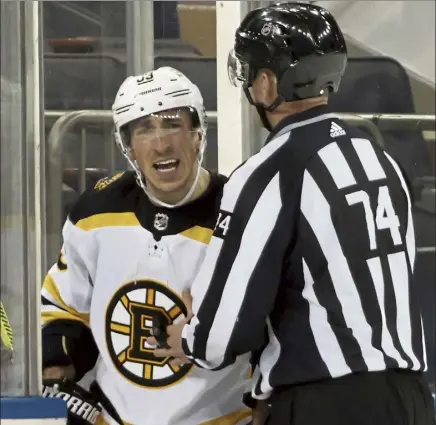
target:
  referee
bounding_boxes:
[154,3,435,424]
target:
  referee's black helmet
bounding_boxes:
[228,2,347,108]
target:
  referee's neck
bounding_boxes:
[268,97,328,129]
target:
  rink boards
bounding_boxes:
[0,397,67,424]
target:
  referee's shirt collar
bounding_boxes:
[264,104,331,146]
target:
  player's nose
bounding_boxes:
[153,137,174,155]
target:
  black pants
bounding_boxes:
[267,370,435,425]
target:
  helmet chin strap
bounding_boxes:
[255,105,273,132]
[127,140,206,209]
[244,88,283,132]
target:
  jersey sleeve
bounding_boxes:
[41,218,98,380]
[181,165,299,370]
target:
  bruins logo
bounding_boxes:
[105,280,193,388]
[94,172,124,191]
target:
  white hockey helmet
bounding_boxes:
[112,67,208,208]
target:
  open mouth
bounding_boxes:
[153,159,180,172]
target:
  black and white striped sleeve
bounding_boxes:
[181,140,297,370]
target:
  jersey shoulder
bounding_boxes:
[93,172,126,191]
[209,171,228,192]
[298,117,412,200]
[174,171,227,231]
[69,171,139,224]
[271,115,387,191]
[293,114,376,148]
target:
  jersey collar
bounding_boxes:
[264,104,332,146]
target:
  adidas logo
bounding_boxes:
[330,122,346,138]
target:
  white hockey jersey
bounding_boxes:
[41,172,251,425]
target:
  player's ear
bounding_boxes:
[192,130,202,152]
[127,136,137,160]
[128,148,136,161]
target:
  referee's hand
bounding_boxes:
[252,401,269,425]
[148,289,193,366]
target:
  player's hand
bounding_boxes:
[42,364,76,380]
[149,288,193,366]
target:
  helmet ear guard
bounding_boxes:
[277,54,346,101]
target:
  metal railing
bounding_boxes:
[44,110,435,262]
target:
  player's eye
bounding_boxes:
[162,119,183,130]
[136,123,155,134]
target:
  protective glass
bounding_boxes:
[227,48,250,88]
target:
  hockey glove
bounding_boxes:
[42,378,102,425]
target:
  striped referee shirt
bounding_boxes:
[181,105,428,401]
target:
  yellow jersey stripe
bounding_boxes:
[74,213,214,246]
[180,226,213,245]
[43,275,90,325]
[76,212,140,231]
[41,310,89,327]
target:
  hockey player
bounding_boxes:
[41,67,252,425]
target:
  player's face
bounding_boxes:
[129,109,201,196]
